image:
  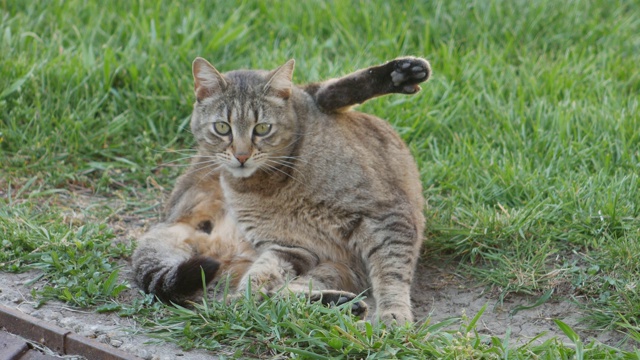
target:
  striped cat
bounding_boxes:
[132,56,430,324]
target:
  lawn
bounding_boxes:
[1,0,639,358]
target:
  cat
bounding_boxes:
[132,56,431,324]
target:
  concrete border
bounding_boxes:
[0,304,139,360]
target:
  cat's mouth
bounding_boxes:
[225,162,258,178]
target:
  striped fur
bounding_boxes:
[132,57,431,324]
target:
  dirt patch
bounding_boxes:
[1,261,624,359]
[0,192,626,359]
[409,261,623,346]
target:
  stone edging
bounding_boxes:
[0,303,139,360]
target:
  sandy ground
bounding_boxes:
[0,193,626,359]
[410,261,622,346]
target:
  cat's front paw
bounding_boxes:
[390,57,431,94]
[309,290,368,318]
[377,308,413,326]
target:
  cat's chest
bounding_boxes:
[221,176,356,247]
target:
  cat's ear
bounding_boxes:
[192,57,227,101]
[263,59,295,100]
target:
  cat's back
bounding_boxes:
[295,95,424,214]
[292,87,410,160]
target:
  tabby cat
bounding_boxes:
[132,56,431,324]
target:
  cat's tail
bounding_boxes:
[132,223,220,304]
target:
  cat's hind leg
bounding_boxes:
[236,248,369,318]
[132,223,220,304]
[286,261,369,318]
[305,56,431,112]
[306,290,368,318]
[235,244,317,295]
[133,169,254,304]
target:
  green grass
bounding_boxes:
[2,0,640,358]
[0,194,131,307]
[124,284,635,359]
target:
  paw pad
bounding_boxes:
[390,57,431,93]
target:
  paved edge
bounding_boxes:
[0,304,140,360]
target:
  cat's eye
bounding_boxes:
[213,122,231,136]
[253,123,272,136]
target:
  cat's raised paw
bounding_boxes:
[390,57,431,94]
[309,290,368,318]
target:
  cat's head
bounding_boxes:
[190,57,299,179]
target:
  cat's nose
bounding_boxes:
[235,153,250,164]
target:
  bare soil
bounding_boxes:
[0,192,625,359]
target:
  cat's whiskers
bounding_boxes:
[155,147,219,166]
[269,158,295,167]
[271,130,313,153]
[150,148,197,162]
[260,165,276,176]
[265,158,305,179]
[161,156,219,167]
[181,158,223,179]
[160,157,195,166]
[191,163,224,188]
[269,133,327,170]
[200,164,223,180]
[270,148,325,169]
[260,161,305,185]
[271,139,324,164]
[156,154,222,171]
[153,149,198,158]
[177,156,222,166]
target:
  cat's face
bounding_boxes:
[190,58,298,178]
